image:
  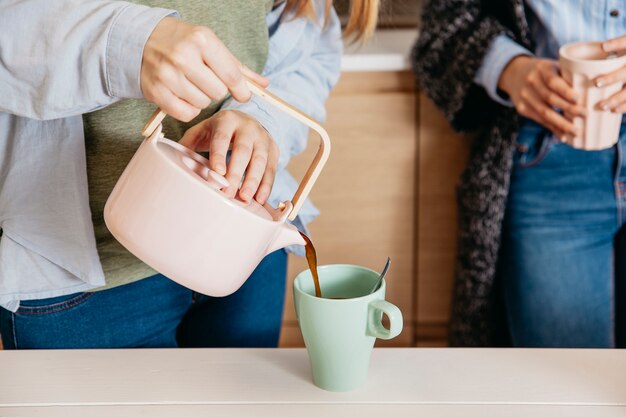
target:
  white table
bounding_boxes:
[1,348,625,416]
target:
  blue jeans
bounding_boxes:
[0,250,287,349]
[499,118,626,347]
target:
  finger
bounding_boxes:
[224,130,254,198]
[176,77,213,110]
[535,71,586,116]
[534,82,586,116]
[151,85,200,122]
[208,122,235,176]
[523,88,578,135]
[201,39,250,102]
[603,36,626,53]
[520,103,568,139]
[241,65,269,88]
[255,143,279,205]
[180,120,211,150]
[524,106,567,139]
[186,62,229,102]
[524,105,568,139]
[598,87,626,111]
[594,66,626,87]
[539,64,579,104]
[239,137,270,202]
[153,65,211,112]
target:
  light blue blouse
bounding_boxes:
[0,0,342,311]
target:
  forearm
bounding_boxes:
[474,35,534,106]
[0,0,174,120]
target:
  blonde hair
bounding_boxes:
[284,0,380,43]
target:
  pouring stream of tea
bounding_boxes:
[300,232,322,298]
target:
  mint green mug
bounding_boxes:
[293,264,403,391]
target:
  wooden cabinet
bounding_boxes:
[279,72,469,348]
[280,72,418,347]
[415,94,470,346]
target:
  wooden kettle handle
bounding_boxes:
[141,79,331,221]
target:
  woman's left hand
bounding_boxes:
[594,37,626,111]
[180,110,279,205]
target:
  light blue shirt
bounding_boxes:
[0,0,342,311]
[475,0,626,105]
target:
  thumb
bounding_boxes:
[241,64,270,88]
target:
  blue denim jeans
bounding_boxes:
[499,118,626,347]
[0,250,287,349]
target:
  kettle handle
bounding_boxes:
[141,79,330,221]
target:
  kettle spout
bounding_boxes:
[266,223,306,255]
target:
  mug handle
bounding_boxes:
[367,300,403,340]
[140,78,331,222]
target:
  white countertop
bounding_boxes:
[341,29,418,72]
[1,348,625,416]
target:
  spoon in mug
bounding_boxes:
[369,257,391,294]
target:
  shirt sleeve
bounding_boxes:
[0,1,176,120]
[219,0,343,172]
[474,34,534,107]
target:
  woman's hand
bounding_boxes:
[594,37,626,112]
[141,17,269,122]
[498,56,585,139]
[180,110,279,204]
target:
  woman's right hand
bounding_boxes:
[140,17,269,122]
[498,56,585,139]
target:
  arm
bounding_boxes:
[0,1,267,122]
[0,0,174,120]
[414,0,583,138]
[179,0,342,204]
[412,0,520,131]
[220,0,342,173]
[474,35,533,106]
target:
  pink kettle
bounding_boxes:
[104,81,330,296]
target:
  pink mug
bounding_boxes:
[559,41,626,150]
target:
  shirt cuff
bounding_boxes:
[106,4,178,99]
[474,34,533,107]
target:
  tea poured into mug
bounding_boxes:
[300,232,362,301]
[300,232,353,300]
[300,232,322,298]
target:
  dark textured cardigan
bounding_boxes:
[413,0,536,346]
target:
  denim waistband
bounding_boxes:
[519,115,626,130]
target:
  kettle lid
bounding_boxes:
[163,138,286,223]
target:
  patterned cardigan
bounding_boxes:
[413,0,536,346]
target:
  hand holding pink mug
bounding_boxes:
[594,35,626,112]
[559,41,626,150]
[497,56,585,140]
